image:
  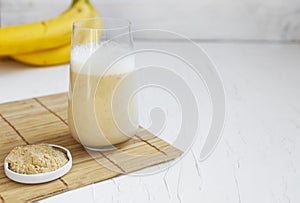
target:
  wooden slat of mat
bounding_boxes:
[0,178,67,203]
[60,159,120,190]
[0,99,41,117]
[101,129,181,173]
[0,93,182,202]
[0,97,68,145]
[0,115,28,179]
[37,93,68,123]
[0,115,27,150]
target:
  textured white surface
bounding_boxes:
[1,0,300,40]
[0,41,299,202]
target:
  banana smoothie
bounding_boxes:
[68,44,138,150]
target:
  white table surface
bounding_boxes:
[0,41,300,203]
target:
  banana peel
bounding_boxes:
[11,44,71,66]
[0,0,97,56]
[7,0,101,66]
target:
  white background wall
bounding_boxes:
[1,0,300,41]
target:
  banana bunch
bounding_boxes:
[0,0,99,66]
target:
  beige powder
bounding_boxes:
[5,144,68,174]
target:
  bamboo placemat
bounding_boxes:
[0,93,182,202]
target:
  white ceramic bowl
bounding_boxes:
[4,144,72,184]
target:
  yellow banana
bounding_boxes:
[11,44,71,66]
[0,0,96,56]
[0,56,8,60]
[10,6,101,66]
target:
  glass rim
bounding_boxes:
[73,17,131,31]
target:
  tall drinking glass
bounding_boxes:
[68,17,138,151]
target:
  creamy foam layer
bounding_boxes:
[71,43,134,76]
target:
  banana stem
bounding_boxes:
[71,0,90,6]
